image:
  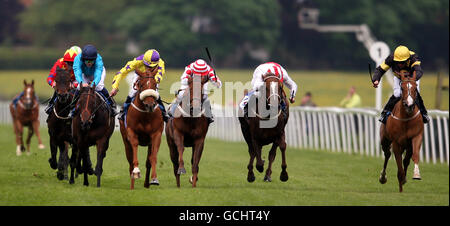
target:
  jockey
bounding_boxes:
[110,49,168,122]
[72,44,117,116]
[44,46,81,114]
[372,45,429,124]
[239,62,297,115]
[168,59,222,124]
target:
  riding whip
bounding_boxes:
[205,47,218,82]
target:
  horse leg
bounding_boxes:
[48,135,58,169]
[252,138,264,173]
[403,141,413,180]
[127,130,141,188]
[191,139,205,188]
[32,120,45,149]
[15,121,24,156]
[247,144,256,183]
[264,143,278,182]
[149,133,162,187]
[56,142,67,180]
[392,142,405,192]
[174,130,186,175]
[81,147,90,186]
[412,134,423,180]
[95,138,109,187]
[379,136,391,184]
[279,138,289,182]
[167,136,181,187]
[69,143,79,184]
[25,125,33,155]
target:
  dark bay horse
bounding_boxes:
[10,80,45,156]
[165,74,210,187]
[379,70,424,192]
[47,67,75,180]
[238,72,289,183]
[119,68,164,190]
[71,84,115,187]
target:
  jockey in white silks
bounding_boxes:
[168,59,222,124]
[239,62,298,115]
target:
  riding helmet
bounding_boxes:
[81,44,98,61]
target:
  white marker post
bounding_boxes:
[369,41,390,110]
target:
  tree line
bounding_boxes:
[0,0,448,70]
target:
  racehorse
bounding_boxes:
[10,80,45,156]
[119,68,164,190]
[70,84,115,187]
[47,67,75,180]
[238,72,289,183]
[379,70,424,192]
[165,74,210,187]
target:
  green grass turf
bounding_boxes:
[0,69,448,110]
[0,124,447,206]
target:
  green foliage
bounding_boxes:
[11,0,450,69]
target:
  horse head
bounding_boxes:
[78,85,97,131]
[22,80,36,110]
[54,66,72,103]
[187,74,209,109]
[399,70,418,114]
[135,68,160,112]
[262,72,284,109]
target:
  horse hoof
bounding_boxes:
[412,176,422,180]
[48,158,57,169]
[57,172,65,181]
[280,171,289,182]
[150,178,160,186]
[379,176,387,184]
[69,180,74,185]
[263,175,272,182]
[256,165,264,173]
[177,167,186,175]
[247,174,255,183]
[38,144,45,149]
[131,168,141,179]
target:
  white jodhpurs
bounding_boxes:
[393,76,420,98]
[77,66,106,92]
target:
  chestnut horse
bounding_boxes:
[47,67,75,180]
[71,84,115,187]
[165,74,210,187]
[238,72,289,183]
[379,70,424,192]
[119,69,164,190]
[10,80,45,156]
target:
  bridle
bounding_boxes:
[131,74,159,112]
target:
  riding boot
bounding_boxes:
[415,91,430,124]
[168,93,184,118]
[119,96,133,121]
[157,97,168,122]
[99,88,117,116]
[203,94,214,124]
[379,95,401,124]
[68,89,80,118]
[45,92,57,115]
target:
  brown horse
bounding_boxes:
[10,80,45,156]
[165,74,210,187]
[71,84,115,187]
[119,68,164,190]
[47,67,75,180]
[238,72,289,183]
[379,70,424,192]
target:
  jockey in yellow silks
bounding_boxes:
[110,49,168,122]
